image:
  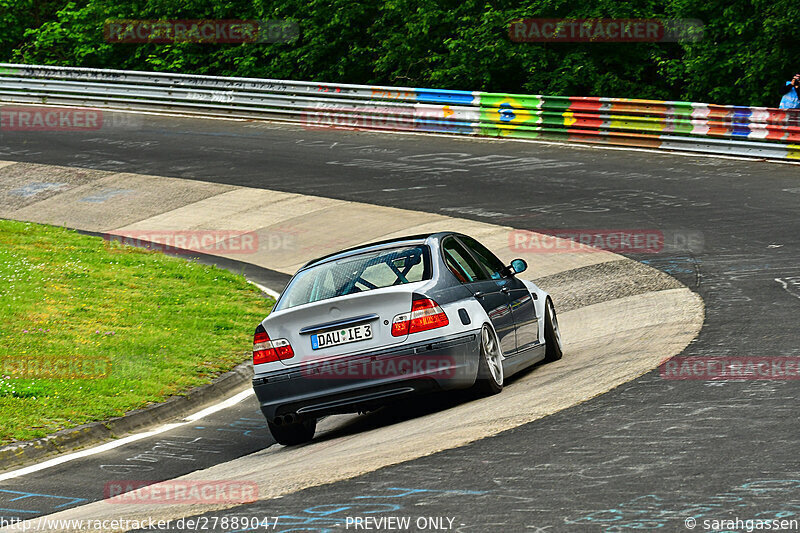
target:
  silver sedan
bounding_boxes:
[251,232,563,445]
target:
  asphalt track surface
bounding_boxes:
[1,113,799,532]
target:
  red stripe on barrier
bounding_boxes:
[568,97,603,112]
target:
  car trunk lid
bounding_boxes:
[264,286,414,366]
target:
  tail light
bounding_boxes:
[391,296,449,337]
[253,324,294,365]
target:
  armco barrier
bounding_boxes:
[1,63,799,159]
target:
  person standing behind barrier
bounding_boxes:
[779,74,800,109]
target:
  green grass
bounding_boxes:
[0,219,273,444]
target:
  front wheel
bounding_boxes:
[473,324,504,395]
[267,418,317,445]
[543,298,563,362]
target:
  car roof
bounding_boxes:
[301,232,455,269]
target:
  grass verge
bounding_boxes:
[0,219,273,444]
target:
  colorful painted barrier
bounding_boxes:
[477,93,800,158]
[1,63,798,159]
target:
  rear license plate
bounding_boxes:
[311,324,373,350]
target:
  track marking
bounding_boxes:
[775,278,800,300]
[249,280,281,299]
[0,389,254,481]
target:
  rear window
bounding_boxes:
[274,245,431,311]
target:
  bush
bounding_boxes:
[4,0,799,107]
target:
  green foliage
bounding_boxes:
[0,0,64,59]
[2,0,798,106]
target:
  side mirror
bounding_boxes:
[509,258,527,276]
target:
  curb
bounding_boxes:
[0,360,253,472]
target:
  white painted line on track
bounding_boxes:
[775,278,800,300]
[0,389,255,481]
[249,280,281,300]
[185,388,255,422]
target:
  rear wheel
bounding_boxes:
[544,298,563,362]
[267,418,317,445]
[474,324,504,395]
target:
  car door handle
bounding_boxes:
[500,287,510,293]
[473,291,484,299]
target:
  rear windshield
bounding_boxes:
[274,245,431,311]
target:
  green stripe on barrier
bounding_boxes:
[479,93,543,136]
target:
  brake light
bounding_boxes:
[253,324,294,365]
[391,297,449,337]
[272,338,294,359]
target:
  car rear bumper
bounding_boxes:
[252,330,481,421]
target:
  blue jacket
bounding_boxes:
[779,81,800,109]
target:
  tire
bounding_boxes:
[473,324,504,395]
[543,298,563,363]
[267,418,317,446]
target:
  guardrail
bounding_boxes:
[2,63,799,160]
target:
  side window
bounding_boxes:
[459,236,506,280]
[442,237,488,283]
